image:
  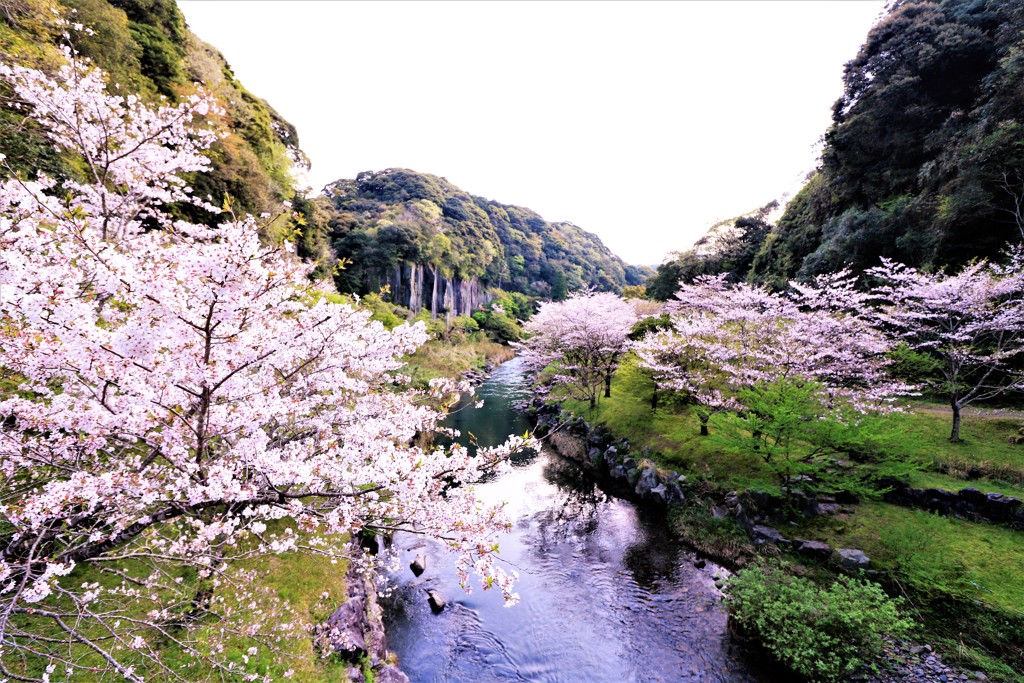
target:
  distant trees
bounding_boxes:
[521,292,638,409]
[648,203,775,299]
[869,251,1024,442]
[323,170,644,305]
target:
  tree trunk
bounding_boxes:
[699,414,709,437]
[604,373,612,398]
[589,394,596,410]
[650,387,658,412]
[950,398,962,442]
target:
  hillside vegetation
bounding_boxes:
[315,168,651,312]
[0,0,305,226]
[652,0,1024,293]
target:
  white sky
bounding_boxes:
[178,0,887,266]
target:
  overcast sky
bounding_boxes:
[178,1,887,266]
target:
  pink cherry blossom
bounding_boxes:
[0,50,526,681]
[520,291,638,409]
[868,249,1024,441]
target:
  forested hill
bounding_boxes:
[751,0,1024,288]
[650,0,1024,295]
[1,0,304,223]
[314,169,651,315]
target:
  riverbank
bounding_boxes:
[539,356,1023,682]
[380,357,772,683]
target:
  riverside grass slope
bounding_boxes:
[558,355,1024,682]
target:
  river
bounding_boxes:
[382,358,772,683]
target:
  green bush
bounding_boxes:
[483,312,521,343]
[726,564,913,681]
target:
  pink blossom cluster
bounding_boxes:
[633,272,913,426]
[519,291,638,408]
[0,51,525,680]
[868,249,1024,440]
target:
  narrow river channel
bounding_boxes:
[382,358,773,683]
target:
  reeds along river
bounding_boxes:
[382,358,773,683]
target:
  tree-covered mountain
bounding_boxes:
[314,168,651,315]
[0,2,651,319]
[1,0,305,223]
[647,202,776,300]
[747,0,1024,288]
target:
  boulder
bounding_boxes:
[634,467,660,497]
[425,589,446,613]
[375,667,411,683]
[958,487,987,505]
[665,483,686,505]
[794,538,831,560]
[321,597,368,660]
[646,483,668,506]
[751,525,790,547]
[834,548,870,570]
[410,552,426,577]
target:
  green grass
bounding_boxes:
[908,470,1024,499]
[873,404,1024,481]
[404,335,516,386]
[218,550,353,681]
[792,501,1024,615]
[2,538,354,682]
[560,359,780,492]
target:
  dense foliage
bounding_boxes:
[0,0,305,222]
[647,203,775,300]
[727,565,912,682]
[318,168,651,302]
[748,0,1024,287]
[0,49,525,681]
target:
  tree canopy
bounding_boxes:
[317,168,652,301]
[748,0,1024,287]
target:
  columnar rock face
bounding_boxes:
[385,262,489,318]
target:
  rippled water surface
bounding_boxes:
[382,359,771,683]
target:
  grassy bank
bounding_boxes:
[553,355,1024,681]
[404,334,517,386]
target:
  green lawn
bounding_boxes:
[2,537,353,682]
[791,501,1024,615]
[404,336,515,386]
[553,357,1024,681]
[873,404,1024,483]
[560,359,780,492]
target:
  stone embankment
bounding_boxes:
[882,480,1023,530]
[527,398,988,683]
[315,542,410,683]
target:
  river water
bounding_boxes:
[382,358,771,683]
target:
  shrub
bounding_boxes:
[726,564,913,681]
[483,311,522,343]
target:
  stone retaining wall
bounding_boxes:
[882,480,1024,530]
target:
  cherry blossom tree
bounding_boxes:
[633,273,910,437]
[868,251,1024,442]
[520,291,637,409]
[0,49,525,681]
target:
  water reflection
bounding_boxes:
[382,359,771,683]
